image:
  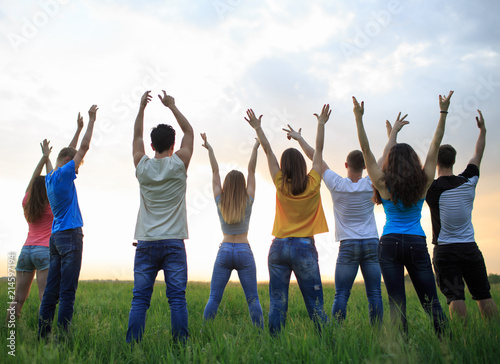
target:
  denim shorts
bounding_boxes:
[16,245,50,272]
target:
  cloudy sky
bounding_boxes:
[1,0,499,283]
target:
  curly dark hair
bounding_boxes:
[373,143,427,207]
[151,124,176,153]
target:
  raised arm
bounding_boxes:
[246,138,260,199]
[73,104,98,172]
[312,104,331,176]
[200,133,221,198]
[133,91,151,167]
[423,91,453,190]
[282,124,329,174]
[469,110,486,168]
[68,112,84,149]
[352,97,388,197]
[245,109,280,180]
[378,112,409,167]
[26,139,52,193]
[159,91,194,170]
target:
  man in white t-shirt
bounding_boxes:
[283,125,382,325]
[126,90,194,343]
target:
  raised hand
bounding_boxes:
[476,109,486,131]
[158,90,175,108]
[200,133,212,151]
[352,97,364,118]
[282,124,302,141]
[77,112,84,130]
[253,137,260,149]
[140,91,152,108]
[439,90,454,112]
[244,109,262,129]
[88,104,98,121]
[385,120,392,138]
[314,104,331,125]
[390,112,409,134]
[40,139,52,157]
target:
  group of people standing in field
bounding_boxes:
[8,89,497,343]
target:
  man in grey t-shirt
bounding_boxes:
[126,90,194,343]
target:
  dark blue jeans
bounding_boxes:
[268,237,328,335]
[204,243,263,328]
[332,238,383,325]
[379,234,447,334]
[126,239,188,343]
[38,227,83,338]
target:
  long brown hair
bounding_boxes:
[280,148,308,196]
[24,176,49,223]
[219,170,249,224]
[373,143,427,207]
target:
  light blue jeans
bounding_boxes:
[204,243,263,328]
[268,237,328,335]
[126,239,188,343]
[332,238,383,325]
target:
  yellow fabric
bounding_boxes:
[272,169,329,238]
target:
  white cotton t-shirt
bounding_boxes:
[323,169,378,241]
[134,154,188,241]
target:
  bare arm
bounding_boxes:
[159,91,194,170]
[68,112,84,149]
[200,133,222,198]
[469,110,486,168]
[312,104,331,176]
[378,113,409,167]
[246,138,260,199]
[26,139,52,193]
[245,109,280,180]
[73,105,98,172]
[283,124,329,174]
[352,97,388,198]
[423,91,454,191]
[133,91,151,167]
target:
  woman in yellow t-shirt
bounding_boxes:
[245,105,330,335]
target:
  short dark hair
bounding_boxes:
[151,124,175,153]
[438,144,456,168]
[346,150,365,172]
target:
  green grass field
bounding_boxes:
[2,280,499,363]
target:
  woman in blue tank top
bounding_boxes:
[352,91,453,335]
[200,133,264,328]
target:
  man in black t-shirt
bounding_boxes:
[426,110,497,320]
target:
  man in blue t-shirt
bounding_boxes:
[426,110,497,321]
[38,105,98,338]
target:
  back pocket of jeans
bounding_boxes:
[378,241,398,262]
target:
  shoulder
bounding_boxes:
[273,170,283,186]
[308,169,322,188]
[459,164,479,179]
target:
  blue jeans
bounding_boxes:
[268,237,328,335]
[38,228,83,338]
[332,239,383,325]
[379,234,447,334]
[204,243,263,328]
[126,239,188,343]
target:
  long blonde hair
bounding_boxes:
[219,170,249,224]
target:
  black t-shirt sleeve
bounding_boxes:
[459,164,479,179]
